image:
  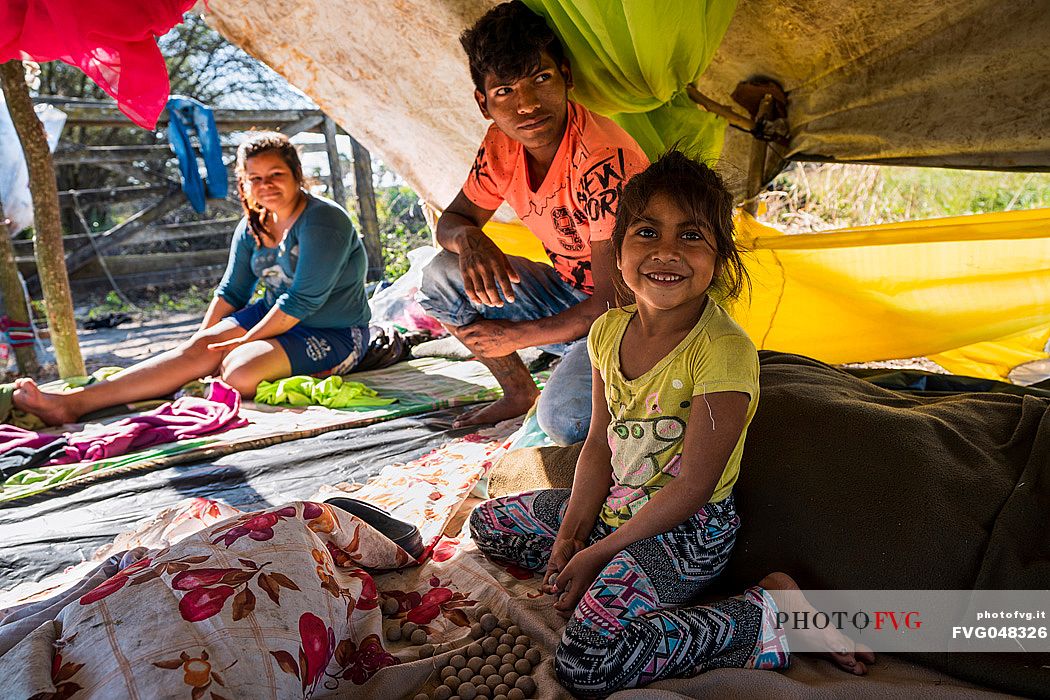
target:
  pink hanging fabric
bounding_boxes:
[0,0,196,128]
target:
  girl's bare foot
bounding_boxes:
[452,388,538,429]
[12,378,80,426]
[759,571,876,675]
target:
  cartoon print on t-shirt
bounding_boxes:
[609,415,686,486]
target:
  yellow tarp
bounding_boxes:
[485,209,1050,382]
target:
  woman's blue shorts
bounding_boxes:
[229,301,368,376]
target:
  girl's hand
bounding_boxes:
[552,546,612,619]
[542,536,586,595]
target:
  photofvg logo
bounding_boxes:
[767,590,1050,653]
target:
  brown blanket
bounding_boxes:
[489,351,1050,698]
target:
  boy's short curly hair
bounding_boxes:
[460,1,566,93]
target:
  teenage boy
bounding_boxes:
[418,0,648,445]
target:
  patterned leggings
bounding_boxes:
[469,489,789,698]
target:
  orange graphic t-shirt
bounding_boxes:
[461,101,649,294]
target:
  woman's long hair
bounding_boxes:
[235,131,305,247]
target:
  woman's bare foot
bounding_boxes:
[452,388,538,429]
[759,571,876,675]
[12,378,81,426]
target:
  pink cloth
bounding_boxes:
[0,0,195,128]
[0,381,247,464]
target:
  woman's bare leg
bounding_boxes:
[13,320,248,425]
[218,339,292,398]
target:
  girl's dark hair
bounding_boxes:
[235,131,305,247]
[460,1,566,93]
[611,150,750,305]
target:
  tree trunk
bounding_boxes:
[0,198,39,374]
[1,60,84,377]
[350,136,383,282]
[321,116,346,208]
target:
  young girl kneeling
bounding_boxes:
[470,151,873,697]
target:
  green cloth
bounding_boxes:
[522,0,737,160]
[254,375,396,409]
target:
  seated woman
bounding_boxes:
[14,131,371,426]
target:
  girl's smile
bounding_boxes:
[618,192,718,315]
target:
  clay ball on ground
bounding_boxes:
[441,667,457,680]
[485,654,502,667]
[496,644,513,656]
[514,676,536,696]
[432,686,453,700]
[467,657,484,673]
[498,663,515,677]
[479,614,498,632]
[511,644,527,658]
[479,664,497,677]
[403,622,419,636]
[491,628,505,639]
[458,683,477,700]
[385,625,401,642]
[457,667,474,682]
[481,638,498,654]
[475,605,491,618]
[514,635,530,648]
[471,674,486,686]
[470,623,485,639]
[476,685,491,698]
[513,659,531,674]
[524,648,541,665]
[414,693,429,700]
[498,618,513,629]
[499,634,514,646]
[444,675,462,691]
[503,672,519,688]
[506,625,521,637]
[494,683,510,696]
[450,654,467,670]
[466,642,484,658]
[502,652,517,666]
[411,629,428,645]
[507,688,525,700]
[382,597,399,615]
[494,696,508,700]
[419,644,435,658]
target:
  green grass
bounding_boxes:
[761,164,1050,232]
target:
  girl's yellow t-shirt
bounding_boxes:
[587,301,760,527]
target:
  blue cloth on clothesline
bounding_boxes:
[165,96,227,213]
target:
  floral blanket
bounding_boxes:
[0,425,519,700]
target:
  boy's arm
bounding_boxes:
[435,190,518,309]
[552,391,750,613]
[457,239,616,356]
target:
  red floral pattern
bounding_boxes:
[334,634,399,685]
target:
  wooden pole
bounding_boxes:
[744,94,774,216]
[350,135,384,282]
[321,116,346,207]
[1,60,84,377]
[0,198,39,374]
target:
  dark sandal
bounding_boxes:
[324,497,424,560]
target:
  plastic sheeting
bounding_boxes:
[205,0,1050,211]
[0,94,65,234]
[484,208,1050,381]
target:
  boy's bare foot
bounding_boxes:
[453,388,538,429]
[12,378,80,426]
[759,571,876,675]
